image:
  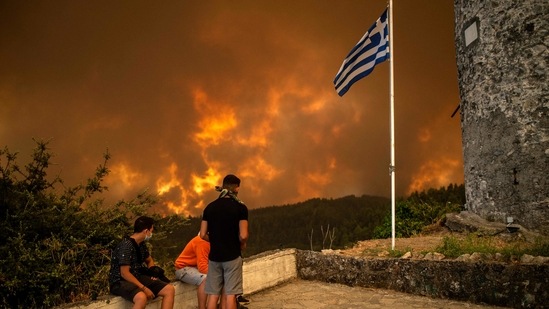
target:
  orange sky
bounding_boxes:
[0,0,463,216]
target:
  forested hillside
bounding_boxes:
[156,194,390,259]
[157,184,466,259]
[248,195,389,254]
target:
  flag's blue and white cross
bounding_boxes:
[334,9,389,97]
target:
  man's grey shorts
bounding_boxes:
[175,266,206,286]
[205,256,243,295]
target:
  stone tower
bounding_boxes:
[453,0,548,235]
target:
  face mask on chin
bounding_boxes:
[144,231,153,242]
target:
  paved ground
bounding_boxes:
[243,279,511,309]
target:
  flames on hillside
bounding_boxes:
[104,86,463,217]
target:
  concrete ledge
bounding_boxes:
[63,282,197,309]
[243,248,297,294]
[296,249,549,309]
[65,249,297,308]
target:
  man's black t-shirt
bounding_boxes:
[203,197,248,262]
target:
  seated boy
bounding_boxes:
[175,234,210,309]
[109,216,174,309]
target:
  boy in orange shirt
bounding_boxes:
[175,234,210,309]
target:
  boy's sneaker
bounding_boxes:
[237,295,250,304]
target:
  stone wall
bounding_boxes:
[296,250,548,309]
[59,248,548,309]
[453,1,549,234]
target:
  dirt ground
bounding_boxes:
[338,227,547,260]
[339,236,448,258]
[340,235,444,257]
[338,225,467,258]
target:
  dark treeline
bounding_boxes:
[158,184,465,260]
[157,195,390,259]
[247,195,389,255]
[408,183,466,206]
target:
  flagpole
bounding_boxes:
[389,0,396,251]
[332,5,394,247]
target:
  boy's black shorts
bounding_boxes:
[110,274,169,302]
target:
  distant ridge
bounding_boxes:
[158,194,390,258]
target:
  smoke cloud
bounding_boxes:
[0,1,463,216]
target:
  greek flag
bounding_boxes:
[334,9,389,97]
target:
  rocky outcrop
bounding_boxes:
[445,211,542,242]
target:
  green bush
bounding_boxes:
[522,238,549,257]
[372,185,465,239]
[437,234,549,259]
[0,140,184,308]
[436,234,497,258]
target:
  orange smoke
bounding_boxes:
[406,158,463,195]
[237,155,282,197]
[191,167,221,195]
[294,156,338,201]
[192,89,238,148]
[106,162,147,197]
[155,163,187,214]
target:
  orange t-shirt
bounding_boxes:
[174,235,210,274]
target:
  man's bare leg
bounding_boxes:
[224,294,237,309]
[206,294,220,309]
[197,279,207,309]
[158,284,175,309]
[132,291,147,309]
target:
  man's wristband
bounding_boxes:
[140,285,146,291]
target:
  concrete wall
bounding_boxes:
[242,248,297,294]
[65,249,296,309]
[453,0,549,234]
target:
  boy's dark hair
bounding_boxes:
[134,216,154,233]
[222,174,241,188]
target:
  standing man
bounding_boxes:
[174,234,210,309]
[200,174,249,309]
[109,216,175,309]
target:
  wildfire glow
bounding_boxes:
[236,119,272,148]
[296,171,332,198]
[154,162,225,216]
[194,114,237,146]
[406,158,463,194]
[156,163,181,195]
[192,167,222,194]
[418,128,432,143]
[111,163,143,187]
[1,1,463,218]
[105,163,147,197]
[192,89,238,147]
[302,97,326,113]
